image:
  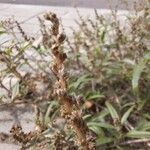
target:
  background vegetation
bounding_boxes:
[0,0,149,149]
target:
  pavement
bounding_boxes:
[0,3,130,150]
[0,0,138,9]
[0,104,35,150]
[0,3,129,42]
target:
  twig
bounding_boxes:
[120,139,150,146]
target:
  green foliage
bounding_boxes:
[121,105,135,125]
[0,23,5,35]
[126,130,150,139]
[0,0,150,149]
[11,81,20,100]
[132,52,150,96]
[66,0,150,149]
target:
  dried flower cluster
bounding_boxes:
[43,12,96,149]
[10,124,35,146]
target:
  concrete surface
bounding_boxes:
[0,3,129,41]
[0,143,20,150]
[0,0,138,9]
[0,104,35,149]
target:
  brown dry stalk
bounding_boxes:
[44,12,96,150]
[10,124,35,145]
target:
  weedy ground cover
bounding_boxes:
[0,0,150,149]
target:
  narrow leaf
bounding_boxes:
[0,26,5,35]
[121,105,135,124]
[11,82,19,100]
[97,136,114,145]
[87,94,105,100]
[105,101,119,120]
[132,53,150,94]
[87,122,115,129]
[126,130,150,139]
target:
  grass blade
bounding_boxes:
[126,130,150,139]
[121,105,135,124]
[105,101,119,121]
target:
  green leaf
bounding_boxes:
[87,122,115,129]
[91,109,109,121]
[83,114,92,120]
[69,74,92,89]
[132,53,150,95]
[44,101,58,125]
[123,58,135,65]
[89,125,104,135]
[126,130,150,139]
[136,121,150,131]
[42,128,55,138]
[105,101,119,120]
[21,41,31,50]
[11,82,20,100]
[121,105,135,124]
[142,123,150,131]
[0,25,5,35]
[0,30,5,35]
[101,30,106,43]
[97,136,114,145]
[87,94,105,101]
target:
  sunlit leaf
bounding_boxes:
[44,101,58,125]
[87,94,105,101]
[87,122,115,129]
[83,114,92,120]
[126,130,150,139]
[100,29,106,43]
[91,109,109,121]
[105,101,119,120]
[132,53,150,95]
[89,125,104,135]
[121,105,135,124]
[69,74,92,89]
[11,81,20,100]
[136,120,150,131]
[97,136,114,145]
[0,24,5,35]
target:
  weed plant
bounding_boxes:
[0,0,150,149]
